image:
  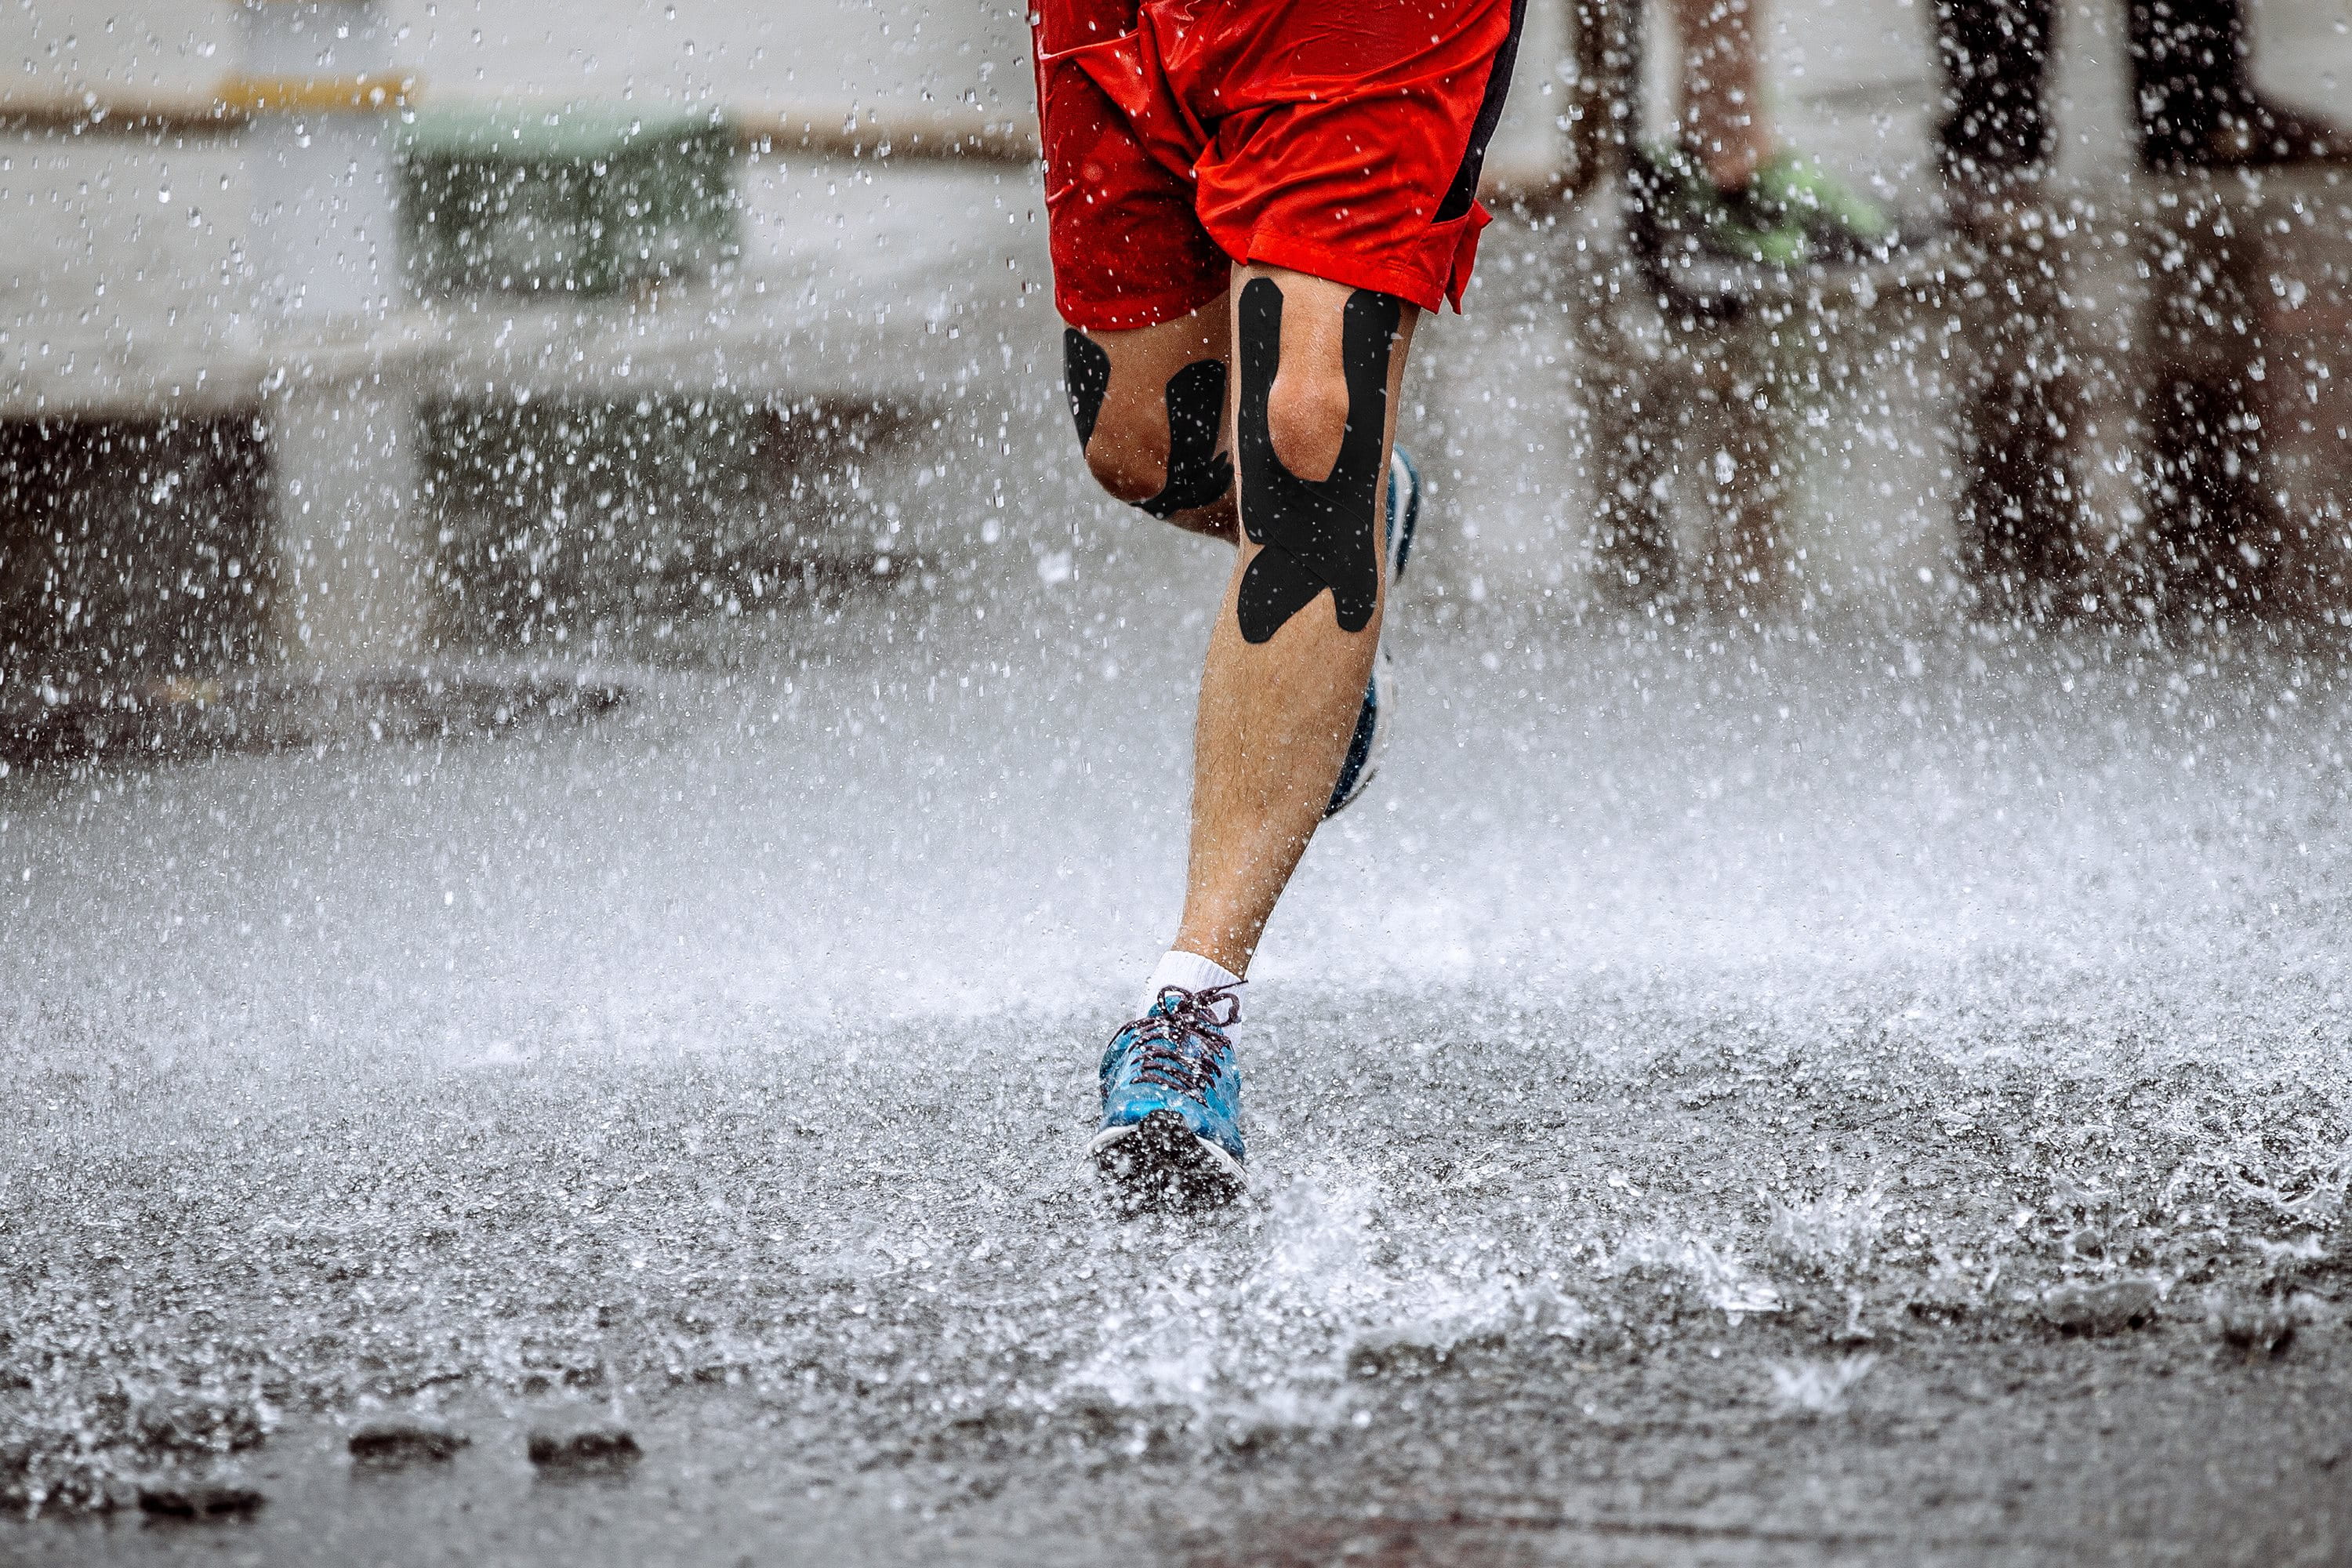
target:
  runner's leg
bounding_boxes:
[1075,0,1512,1203]
[1171,264,1419,978]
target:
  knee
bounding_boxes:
[1261,371,1355,485]
[1081,420,1171,506]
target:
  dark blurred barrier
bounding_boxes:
[0,417,269,688]
[0,669,624,771]
[0,395,920,693]
[422,397,912,651]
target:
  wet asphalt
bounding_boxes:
[9,154,2352,1562]
[9,519,2352,1562]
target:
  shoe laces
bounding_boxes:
[1116,984,1241,1102]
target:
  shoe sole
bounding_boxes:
[1091,1110,1245,1212]
[1323,450,1420,819]
[1387,447,1421,581]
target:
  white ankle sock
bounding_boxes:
[1138,949,1244,1018]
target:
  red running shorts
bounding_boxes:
[1031,0,1527,331]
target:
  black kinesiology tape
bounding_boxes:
[1234,278,1399,644]
[1064,331,1233,518]
[1064,328,1112,449]
[1137,358,1233,519]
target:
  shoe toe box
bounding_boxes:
[1099,1083,1243,1163]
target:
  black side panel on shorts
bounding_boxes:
[1434,0,1530,223]
[1234,278,1399,644]
[1138,359,1234,519]
[1065,328,1112,449]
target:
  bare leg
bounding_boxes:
[1171,266,1419,977]
[1673,0,1774,190]
[1062,270,1418,978]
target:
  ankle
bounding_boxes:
[1165,924,1254,981]
[1138,949,1245,1018]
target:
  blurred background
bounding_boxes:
[3,0,2348,1007]
[6,7,2352,1548]
[5,0,2347,699]
[1,0,2347,996]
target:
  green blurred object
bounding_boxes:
[1629,143,1806,268]
[1630,143,1895,270]
[1744,151,1896,262]
[399,104,741,296]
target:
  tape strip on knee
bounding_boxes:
[1234,278,1399,645]
[1137,359,1232,519]
[1064,328,1111,449]
[1063,328,1234,518]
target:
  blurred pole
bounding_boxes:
[1573,0,1795,618]
[2140,194,2278,619]
[1947,212,2093,621]
[230,0,434,670]
[1568,0,1643,191]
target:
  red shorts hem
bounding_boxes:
[1213,220,1483,317]
[1054,270,1229,333]
[1055,206,1493,328]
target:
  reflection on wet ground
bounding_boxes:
[1580,171,2352,627]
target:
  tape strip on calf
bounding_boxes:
[1138,359,1233,519]
[1234,278,1399,645]
[1064,328,1111,449]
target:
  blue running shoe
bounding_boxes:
[1092,983,1246,1209]
[1325,447,1422,818]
